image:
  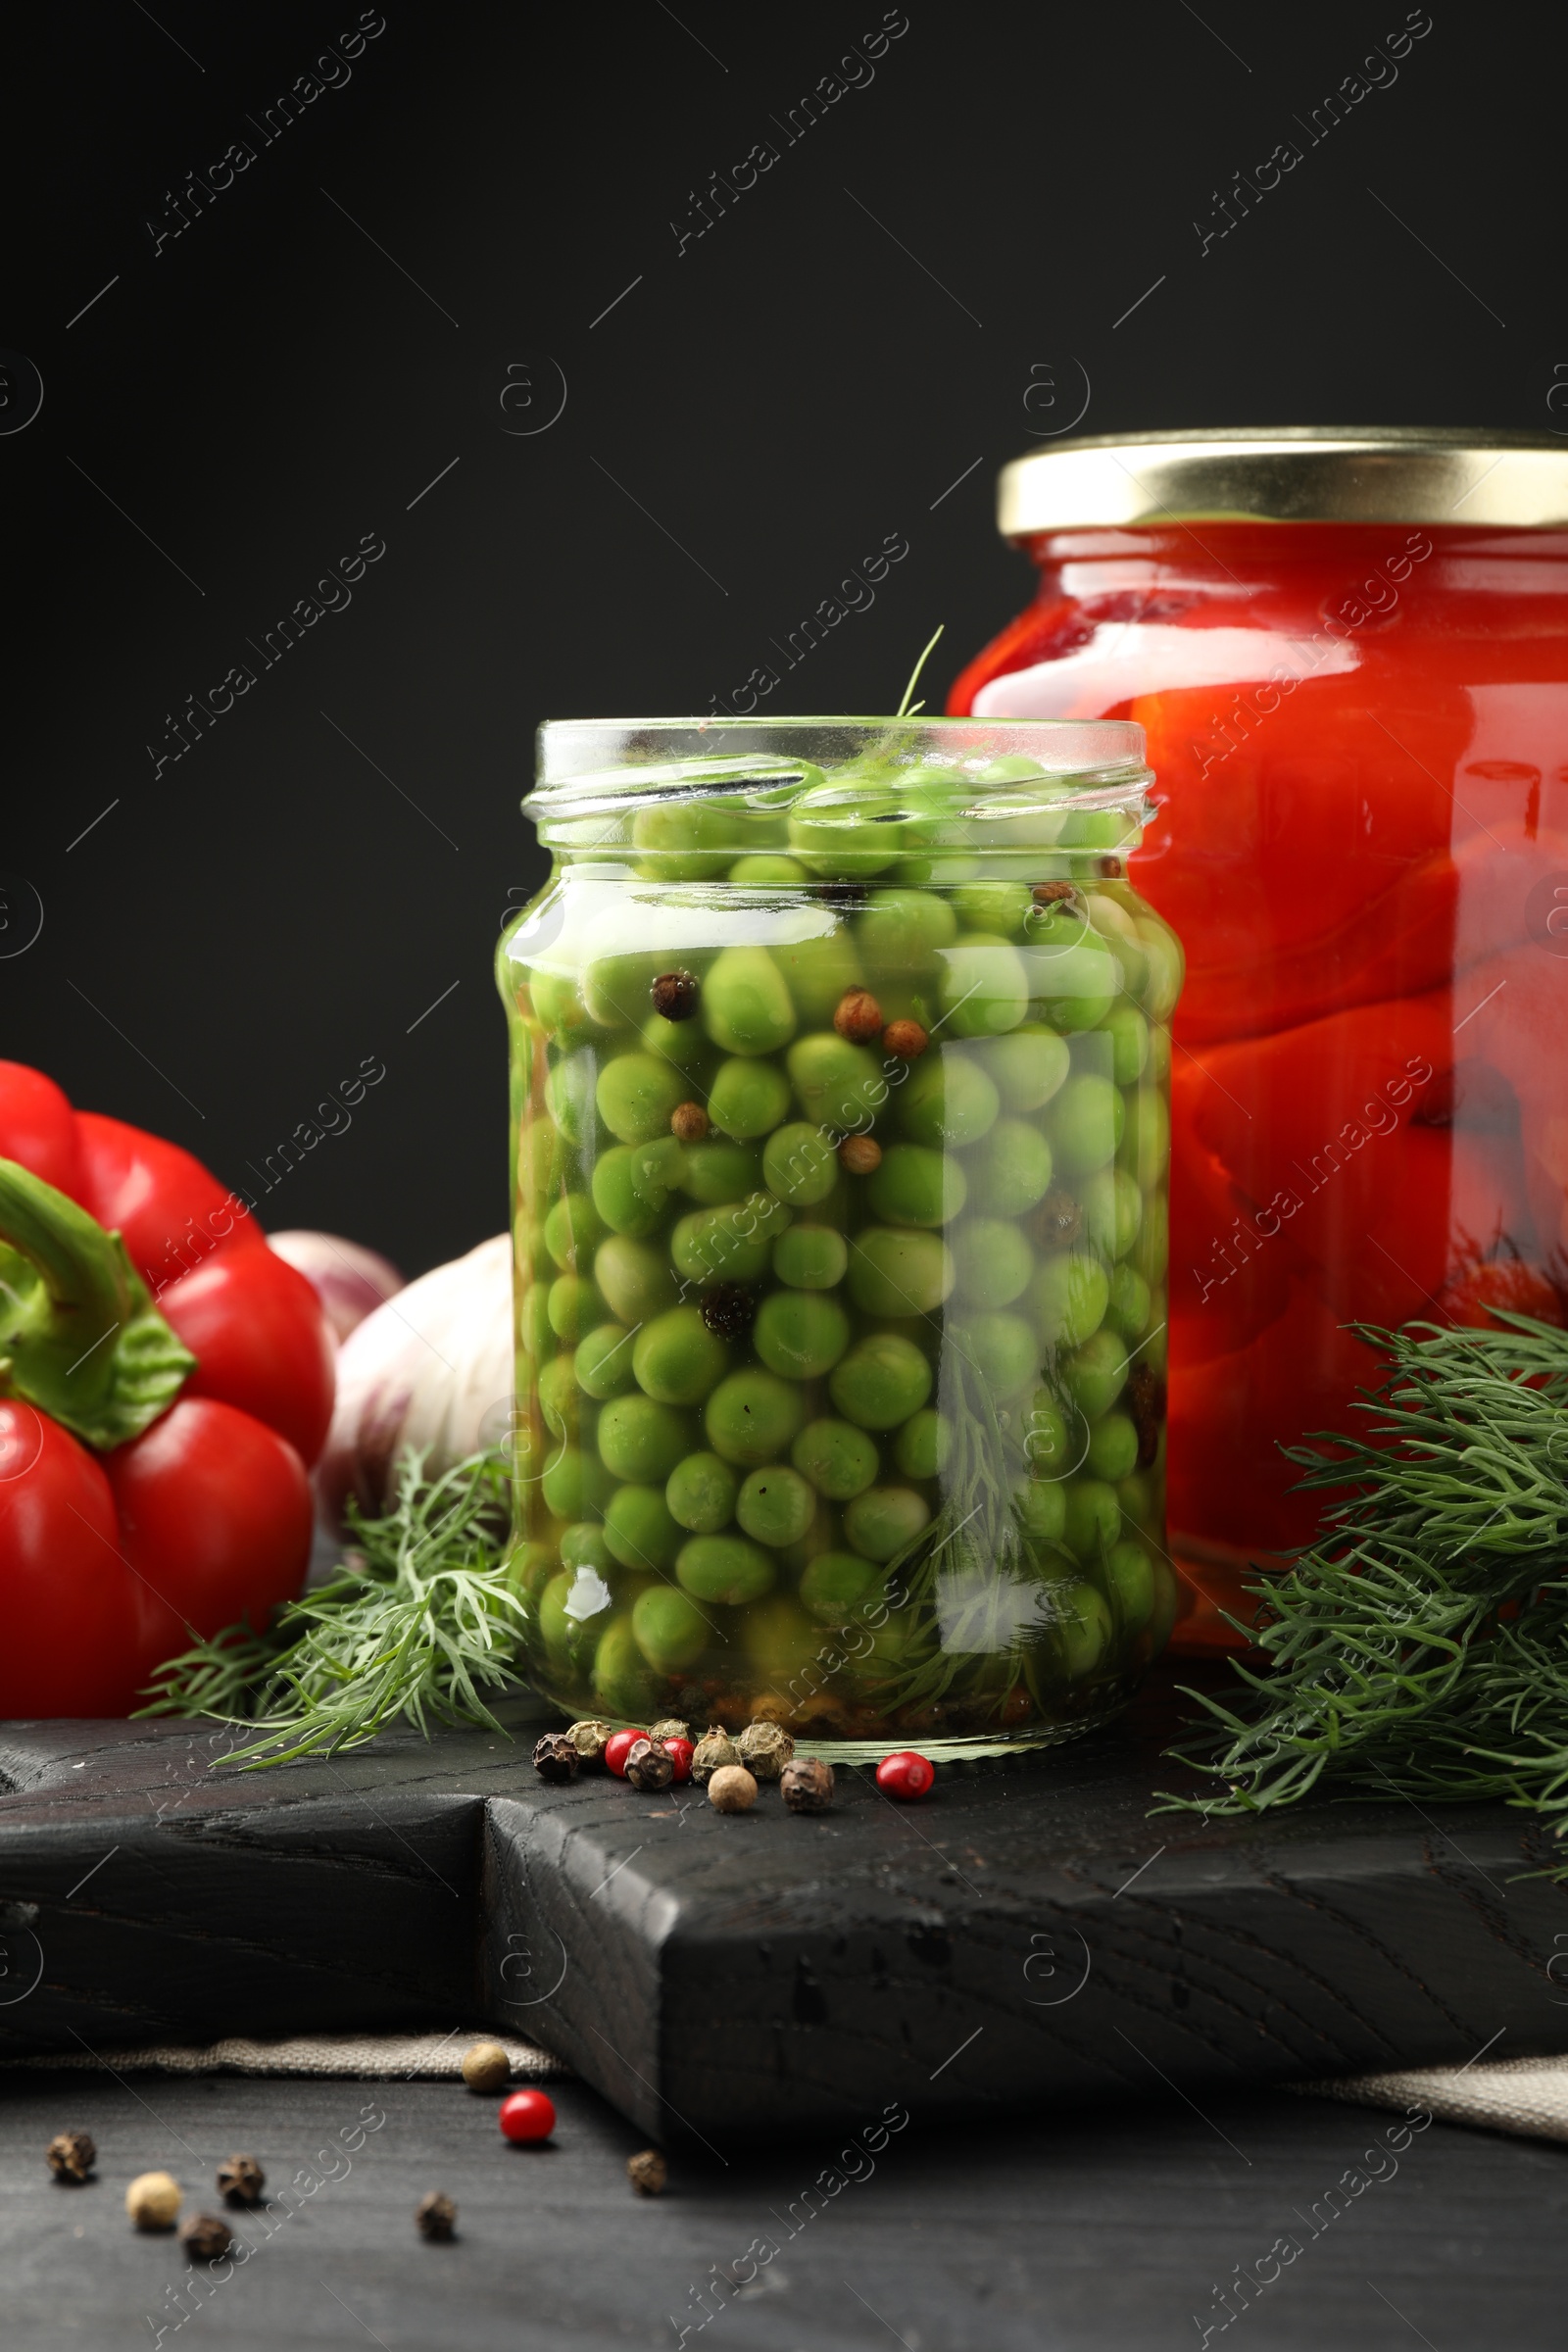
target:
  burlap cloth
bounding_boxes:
[1293,2052,1568,2145]
[0,2029,565,2079]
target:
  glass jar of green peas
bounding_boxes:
[497,719,1182,1757]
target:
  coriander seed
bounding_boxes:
[780,1756,835,1813]
[180,2213,232,2264]
[670,1102,710,1143]
[690,1727,738,1785]
[707,1764,758,1813]
[46,2130,95,2184]
[565,1718,614,1768]
[625,1737,675,1792]
[736,1720,794,1781]
[533,1731,580,1784]
[833,988,884,1043]
[627,2148,668,2196]
[126,2172,181,2231]
[416,2190,458,2241]
[651,970,700,1021]
[462,2040,512,2095]
[839,1135,881,1176]
[216,2152,265,2205]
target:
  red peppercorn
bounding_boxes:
[604,1729,646,1779]
[498,2089,557,2144]
[662,1737,694,1784]
[875,1749,935,1800]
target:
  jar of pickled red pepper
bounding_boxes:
[496,719,1183,1755]
[950,428,1568,1644]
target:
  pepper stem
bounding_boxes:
[0,1155,196,1449]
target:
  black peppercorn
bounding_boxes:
[180,2213,232,2264]
[1126,1363,1166,1468]
[46,2130,95,2183]
[1036,1188,1085,1249]
[700,1284,755,1339]
[651,970,700,1021]
[780,1756,835,1813]
[627,2148,668,2195]
[625,1737,675,1792]
[216,2152,265,2206]
[533,1732,580,1784]
[416,2190,458,2241]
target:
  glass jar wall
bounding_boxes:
[497,719,1183,1755]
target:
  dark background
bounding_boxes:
[2,0,1559,1279]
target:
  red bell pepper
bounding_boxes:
[0,1059,333,1717]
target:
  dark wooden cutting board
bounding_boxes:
[2,1670,1564,2145]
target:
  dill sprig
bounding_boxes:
[1164,1313,1568,1845]
[139,1447,526,1768]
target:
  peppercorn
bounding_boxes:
[881,1019,928,1060]
[839,1135,881,1176]
[1031,879,1080,907]
[875,1749,935,1800]
[627,2148,668,2196]
[461,2039,512,2094]
[1126,1362,1166,1468]
[833,988,883,1044]
[670,1101,710,1143]
[648,1717,691,1745]
[700,1284,755,1339]
[1036,1188,1085,1249]
[779,1756,835,1813]
[46,2129,95,2183]
[707,1764,758,1813]
[216,2152,265,2205]
[180,2212,232,2264]
[1099,856,1125,878]
[651,970,700,1021]
[690,1727,738,1785]
[736,1720,794,1780]
[126,2172,181,2231]
[533,1731,580,1785]
[625,1737,675,1792]
[416,2190,458,2241]
[565,1717,614,1768]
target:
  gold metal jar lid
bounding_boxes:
[997,427,1568,533]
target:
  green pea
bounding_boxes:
[847,1229,955,1318]
[1018,1480,1066,1546]
[865,1144,966,1230]
[597,1395,695,1484]
[789,786,903,878]
[592,1138,683,1237]
[1105,1263,1152,1344]
[676,1533,777,1604]
[665,1450,738,1535]
[632,1305,729,1405]
[762,1121,839,1207]
[965,1117,1054,1217]
[704,1367,805,1465]
[1086,1410,1140,1483]
[893,1407,951,1480]
[956,881,1033,937]
[773,931,864,1026]
[593,1612,660,1716]
[938,933,1030,1037]
[515,1117,569,1215]
[529,968,592,1042]
[772,1223,849,1289]
[545,1049,599,1146]
[1097,1000,1150,1086]
[730,853,808,884]
[506,1540,558,1603]
[594,1235,677,1326]
[1080,1166,1143,1262]
[736,1463,816,1548]
[548,1273,607,1344]
[517,1282,554,1357]
[1117,1088,1170,1190]
[544,1192,605,1271]
[541,1444,614,1522]
[1022,1390,1080,1479]
[1049,1073,1125,1178]
[956,1311,1038,1398]
[1029,1251,1109,1350]
[743,1595,825,1685]
[680,1139,762,1204]
[516,1219,554,1287]
[1140,1298,1169,1377]
[1104,1538,1154,1632]
[670,1193,790,1287]
[539,1352,587,1436]
[1062,1474,1121,1560]
[539,1572,596,1668]
[799,1550,885,1626]
[844,1486,931,1563]
[856,887,957,974]
[1148,1024,1172,1086]
[1023,920,1120,1032]
[791,1416,880,1500]
[786,1033,887,1132]
[1053,1579,1112,1678]
[753,1290,851,1381]
[1136,917,1185,1021]
[630,798,735,879]
[631,1584,710,1673]
[828,1333,932,1430]
[898,1053,1000,1149]
[1062,1328,1129,1422]
[1117,1467,1159,1533]
[641,1008,716,1074]
[709,1056,791,1141]
[604,1484,683,1572]
[1131,1188,1169,1285]
[702,946,797,1056]
[596,1052,686,1146]
[560,1521,612,1573]
[950,1219,1034,1309]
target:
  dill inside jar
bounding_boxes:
[497,719,1182,1757]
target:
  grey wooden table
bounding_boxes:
[1,2063,1562,2350]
